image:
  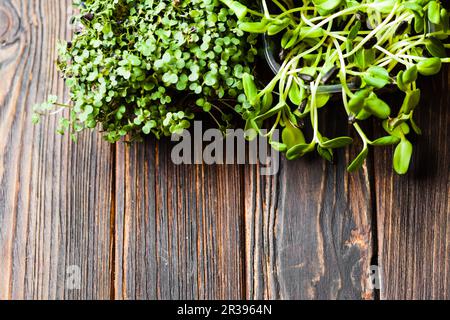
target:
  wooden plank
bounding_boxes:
[0,0,113,299]
[244,111,375,299]
[114,139,245,299]
[375,69,450,299]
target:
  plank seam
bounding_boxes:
[368,128,381,301]
[239,164,247,300]
[109,143,117,299]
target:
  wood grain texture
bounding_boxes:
[1,0,450,301]
[0,0,113,299]
[375,69,450,300]
[244,112,375,300]
[114,139,245,299]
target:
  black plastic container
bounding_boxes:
[260,3,434,94]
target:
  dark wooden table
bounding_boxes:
[0,0,449,300]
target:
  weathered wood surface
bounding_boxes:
[243,111,375,300]
[374,72,450,300]
[0,0,113,299]
[114,140,245,299]
[0,0,449,300]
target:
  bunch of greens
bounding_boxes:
[34,0,257,142]
[223,0,450,174]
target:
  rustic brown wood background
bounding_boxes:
[0,0,449,300]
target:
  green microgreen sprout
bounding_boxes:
[222,0,450,174]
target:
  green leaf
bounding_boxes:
[238,21,268,33]
[286,143,314,160]
[355,109,372,121]
[288,81,302,106]
[220,0,248,20]
[32,113,41,124]
[348,89,372,114]
[267,18,291,36]
[270,141,287,152]
[244,119,259,141]
[48,95,58,104]
[313,0,344,15]
[414,13,425,33]
[321,136,353,148]
[400,89,421,114]
[428,1,441,25]
[283,28,300,49]
[402,2,423,13]
[299,26,325,39]
[396,70,408,91]
[393,139,413,175]
[102,22,112,35]
[128,55,141,66]
[142,120,156,134]
[355,48,375,70]
[317,145,333,162]
[282,123,305,149]
[261,92,274,113]
[362,66,391,89]
[371,136,401,146]
[402,65,418,84]
[425,37,446,58]
[254,102,286,121]
[442,8,450,32]
[372,0,395,13]
[204,72,218,86]
[417,57,442,76]
[348,21,361,40]
[347,148,369,172]
[383,120,410,139]
[363,93,391,119]
[410,117,422,135]
[242,73,259,106]
[315,94,331,108]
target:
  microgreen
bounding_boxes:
[223,0,450,174]
[34,0,257,142]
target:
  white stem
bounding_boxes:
[343,3,399,59]
[374,44,411,67]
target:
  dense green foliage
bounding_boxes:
[223,0,450,174]
[34,0,257,142]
